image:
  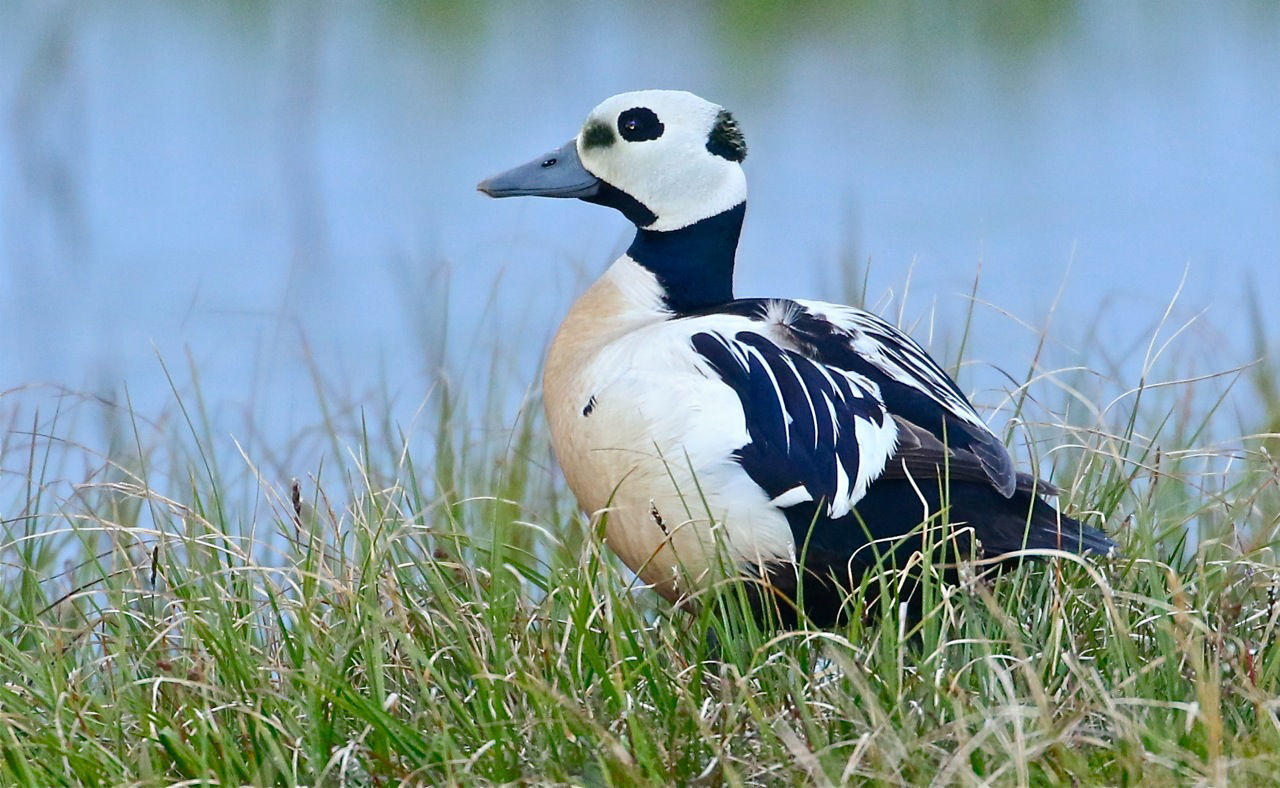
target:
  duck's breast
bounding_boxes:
[543,268,794,596]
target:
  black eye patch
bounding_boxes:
[617,107,664,142]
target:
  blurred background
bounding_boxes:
[1,0,1278,468]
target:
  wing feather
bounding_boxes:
[681,297,1019,510]
[787,299,1018,497]
[690,329,897,519]
[673,298,1109,579]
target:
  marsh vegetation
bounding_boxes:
[3,277,1279,784]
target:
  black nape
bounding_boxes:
[626,203,746,313]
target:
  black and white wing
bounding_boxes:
[679,299,1110,629]
[690,329,898,519]
[787,300,1016,497]
[683,299,1109,591]
[690,298,1017,499]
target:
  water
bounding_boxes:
[2,1,1278,476]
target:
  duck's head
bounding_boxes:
[478,90,747,233]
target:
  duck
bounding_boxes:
[478,90,1113,627]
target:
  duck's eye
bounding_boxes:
[618,107,664,142]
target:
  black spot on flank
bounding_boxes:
[649,502,669,535]
[706,109,746,162]
[581,121,615,150]
[618,107,664,142]
[582,395,597,417]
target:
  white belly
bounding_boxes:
[542,262,794,601]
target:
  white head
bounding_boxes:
[575,90,747,231]
[478,90,748,233]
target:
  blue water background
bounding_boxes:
[1,2,1277,494]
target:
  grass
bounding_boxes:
[2,279,1279,785]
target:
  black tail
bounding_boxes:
[761,477,1114,628]
[790,476,1114,568]
[973,487,1115,557]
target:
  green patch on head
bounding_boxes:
[706,109,746,162]
[581,121,616,150]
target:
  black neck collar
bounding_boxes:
[626,203,745,313]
